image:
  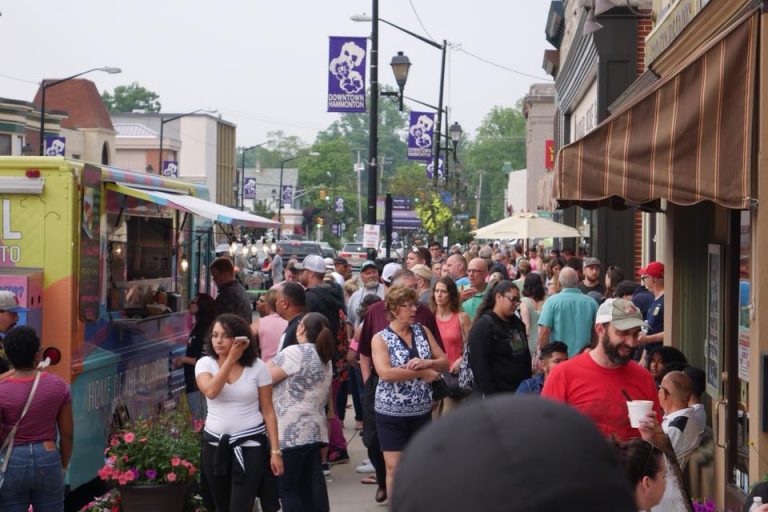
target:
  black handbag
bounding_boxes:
[437,371,468,400]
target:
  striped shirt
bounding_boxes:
[0,372,71,444]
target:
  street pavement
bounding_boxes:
[327,420,387,512]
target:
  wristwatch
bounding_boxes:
[271,449,283,456]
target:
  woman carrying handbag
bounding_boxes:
[0,326,73,512]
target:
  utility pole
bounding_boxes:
[475,170,485,227]
[355,150,363,225]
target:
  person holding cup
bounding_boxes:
[542,297,661,441]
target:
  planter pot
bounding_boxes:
[119,483,187,512]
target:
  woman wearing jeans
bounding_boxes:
[269,312,334,511]
[0,326,73,512]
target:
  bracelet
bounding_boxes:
[271,449,282,456]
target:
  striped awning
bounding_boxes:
[554,10,758,210]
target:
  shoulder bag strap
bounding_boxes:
[0,371,42,472]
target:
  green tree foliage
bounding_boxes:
[237,131,308,170]
[101,82,161,112]
[416,192,453,236]
[461,103,526,225]
[387,162,430,199]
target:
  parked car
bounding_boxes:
[339,242,369,270]
[377,240,404,259]
[318,242,336,259]
[277,240,323,266]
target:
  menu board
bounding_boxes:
[79,164,102,321]
[706,244,722,397]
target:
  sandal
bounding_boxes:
[361,474,377,485]
[375,487,387,503]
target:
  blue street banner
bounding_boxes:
[426,156,444,179]
[44,136,66,156]
[281,185,294,205]
[162,160,178,177]
[243,177,256,200]
[327,36,367,113]
[407,111,435,161]
[334,196,344,213]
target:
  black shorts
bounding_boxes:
[375,411,431,452]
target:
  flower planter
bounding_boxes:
[119,483,186,512]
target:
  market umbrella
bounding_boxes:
[472,212,583,240]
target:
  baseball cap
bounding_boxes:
[638,261,664,279]
[391,395,635,512]
[333,256,349,266]
[583,257,601,268]
[411,264,432,282]
[0,291,23,312]
[595,298,648,330]
[360,260,378,272]
[294,254,326,273]
[381,262,402,285]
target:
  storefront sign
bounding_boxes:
[545,139,555,169]
[407,111,435,161]
[327,36,367,113]
[645,0,708,66]
[79,164,102,322]
[570,80,597,141]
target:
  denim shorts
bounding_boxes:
[0,441,65,512]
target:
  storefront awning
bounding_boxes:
[554,10,758,210]
[106,182,279,228]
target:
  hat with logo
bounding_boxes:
[360,260,379,273]
[583,257,601,268]
[638,261,664,279]
[294,254,327,274]
[595,298,648,330]
[0,291,23,312]
[411,264,433,282]
[381,262,402,285]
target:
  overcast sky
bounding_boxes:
[1,1,552,146]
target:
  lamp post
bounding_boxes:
[39,66,121,156]
[239,140,273,210]
[158,108,216,174]
[389,52,412,111]
[278,152,319,239]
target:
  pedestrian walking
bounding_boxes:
[252,290,288,363]
[174,293,215,420]
[537,267,598,356]
[462,258,489,320]
[519,272,546,362]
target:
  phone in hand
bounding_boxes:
[234,336,250,348]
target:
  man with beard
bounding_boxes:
[541,298,662,441]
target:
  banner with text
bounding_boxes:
[426,156,444,179]
[327,36,367,113]
[407,111,435,161]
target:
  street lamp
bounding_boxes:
[449,122,463,161]
[389,51,412,111]
[39,66,121,156]
[239,140,273,210]
[158,108,216,174]
[278,152,319,239]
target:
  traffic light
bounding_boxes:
[315,216,324,227]
[470,217,477,229]
[319,188,327,201]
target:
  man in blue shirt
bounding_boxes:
[636,261,664,362]
[516,341,569,395]
[537,267,598,356]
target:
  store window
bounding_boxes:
[0,134,11,156]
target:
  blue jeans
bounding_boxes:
[278,444,328,512]
[0,441,65,512]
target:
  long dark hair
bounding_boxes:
[522,273,546,302]
[193,293,216,327]
[475,280,518,320]
[617,439,664,488]
[300,312,335,364]
[430,276,460,314]
[605,266,625,298]
[208,314,257,366]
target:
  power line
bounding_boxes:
[0,73,38,85]
[408,0,436,41]
[453,47,552,81]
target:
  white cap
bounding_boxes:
[381,262,402,284]
[294,254,327,273]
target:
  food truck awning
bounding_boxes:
[106,182,279,228]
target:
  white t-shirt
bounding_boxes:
[195,356,272,435]
[272,344,332,449]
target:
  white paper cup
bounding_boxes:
[627,400,653,428]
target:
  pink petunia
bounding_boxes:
[166,472,177,483]
[123,432,135,443]
[171,456,181,467]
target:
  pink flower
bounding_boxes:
[171,456,181,467]
[118,474,129,485]
[166,472,177,483]
[97,465,113,480]
[123,432,135,443]
[193,419,204,433]
[110,438,119,447]
[139,437,148,443]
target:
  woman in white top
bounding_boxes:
[269,312,334,512]
[196,314,284,512]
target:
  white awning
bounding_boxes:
[106,183,279,228]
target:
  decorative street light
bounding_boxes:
[39,66,121,156]
[449,122,463,161]
[389,51,412,111]
[278,152,319,239]
[238,140,273,210]
[158,108,216,174]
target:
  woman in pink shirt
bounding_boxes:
[252,290,288,363]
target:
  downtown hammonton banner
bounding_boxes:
[327,36,367,113]
[407,111,435,161]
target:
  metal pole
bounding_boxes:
[239,148,246,210]
[476,171,484,226]
[158,119,164,174]
[356,150,363,225]
[432,41,447,189]
[278,161,285,240]
[332,173,337,238]
[38,83,47,156]
[366,0,379,260]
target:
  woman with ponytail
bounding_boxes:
[268,312,334,511]
[468,280,532,396]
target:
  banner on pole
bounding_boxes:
[327,36,367,113]
[281,185,294,205]
[44,136,66,156]
[426,156,444,179]
[407,112,435,161]
[162,160,178,177]
[334,196,344,213]
[243,178,257,200]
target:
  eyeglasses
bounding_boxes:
[467,269,486,274]
[502,295,520,304]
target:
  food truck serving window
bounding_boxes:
[126,217,173,280]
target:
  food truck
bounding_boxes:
[0,157,277,492]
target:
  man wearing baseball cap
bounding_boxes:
[0,291,22,336]
[636,262,664,362]
[542,298,662,441]
[578,257,606,296]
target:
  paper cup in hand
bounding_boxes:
[627,400,653,428]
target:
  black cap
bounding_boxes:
[333,256,349,266]
[359,260,378,272]
[391,396,635,512]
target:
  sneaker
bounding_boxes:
[328,449,351,465]
[355,461,375,473]
[322,462,331,476]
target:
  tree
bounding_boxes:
[101,82,161,112]
[238,131,308,170]
[416,192,453,236]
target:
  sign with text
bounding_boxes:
[407,111,435,161]
[79,164,102,321]
[362,224,380,249]
[376,197,421,230]
[327,36,367,113]
[545,139,555,169]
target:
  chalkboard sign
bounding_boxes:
[706,244,723,398]
[79,165,102,321]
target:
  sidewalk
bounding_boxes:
[327,422,387,512]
